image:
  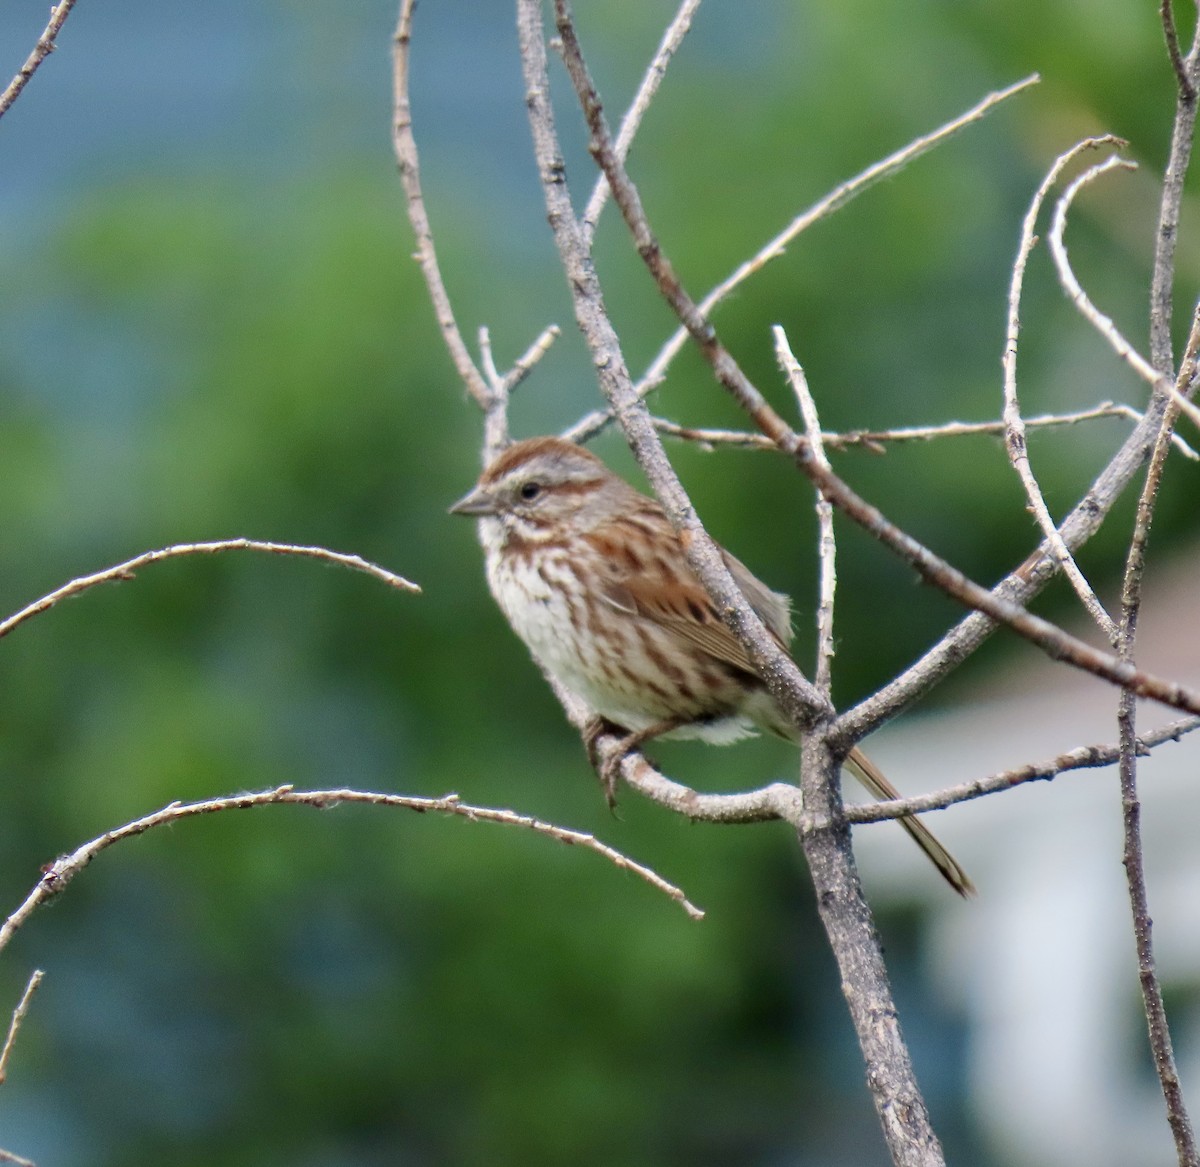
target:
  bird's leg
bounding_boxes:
[583,716,620,775]
[584,715,685,808]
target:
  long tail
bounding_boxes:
[846,747,975,898]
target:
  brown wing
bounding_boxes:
[596,514,792,675]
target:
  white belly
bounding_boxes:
[485,540,758,743]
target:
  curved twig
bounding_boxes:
[1003,138,1127,640]
[1048,157,1155,387]
[0,787,703,957]
[0,540,419,642]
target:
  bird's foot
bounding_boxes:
[584,716,683,810]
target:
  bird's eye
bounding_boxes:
[519,481,542,502]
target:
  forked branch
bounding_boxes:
[1113,305,1200,1166]
[551,4,1200,732]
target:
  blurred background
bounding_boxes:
[0,1,1197,1164]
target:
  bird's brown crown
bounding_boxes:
[479,436,603,486]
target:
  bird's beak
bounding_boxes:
[448,486,499,517]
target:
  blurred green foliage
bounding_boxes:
[0,1,1197,1165]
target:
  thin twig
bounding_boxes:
[392,0,487,403]
[1152,4,1200,369]
[479,326,502,388]
[580,0,702,245]
[481,323,563,399]
[500,323,562,397]
[1049,157,1158,391]
[0,540,418,642]
[775,327,837,693]
[393,0,509,455]
[0,0,79,121]
[1167,381,1200,434]
[637,74,1039,393]
[0,788,702,958]
[846,716,1200,822]
[0,970,43,1086]
[565,74,1039,444]
[645,404,1199,459]
[1113,303,1200,1167]
[1162,0,1196,100]
[0,1149,35,1167]
[1004,138,1127,640]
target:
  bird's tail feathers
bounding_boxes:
[845,747,975,898]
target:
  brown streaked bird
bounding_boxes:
[450,435,974,897]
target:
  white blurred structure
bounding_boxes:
[857,550,1200,1167]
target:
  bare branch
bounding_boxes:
[494,672,1190,834]
[500,323,562,397]
[1049,156,1157,390]
[1004,138,1127,640]
[550,7,953,1161]
[775,327,837,694]
[481,322,563,400]
[565,74,1038,444]
[580,0,702,245]
[0,970,43,1086]
[393,0,510,455]
[1113,304,1200,1166]
[637,74,1039,393]
[1167,380,1200,434]
[848,392,1195,736]
[846,716,1200,822]
[0,0,79,121]
[592,723,796,823]
[0,540,418,643]
[479,325,503,388]
[0,787,703,958]
[551,0,1200,730]
[646,403,1199,459]
[1152,4,1200,370]
[1161,0,1196,100]
[0,971,40,1166]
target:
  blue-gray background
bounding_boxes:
[0,2,1194,1164]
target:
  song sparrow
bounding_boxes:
[450,436,973,897]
